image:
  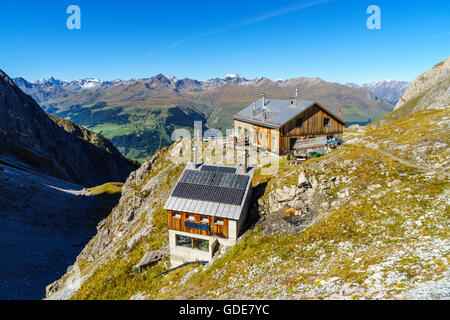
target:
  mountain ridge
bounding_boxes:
[345,79,410,105]
[370,57,449,127]
[17,73,394,160]
[0,69,138,186]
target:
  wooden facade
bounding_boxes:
[235,103,344,154]
[167,210,229,239]
[278,104,344,152]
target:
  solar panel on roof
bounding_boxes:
[200,165,236,174]
[172,182,246,205]
[173,165,250,206]
[200,165,216,172]
[217,166,236,174]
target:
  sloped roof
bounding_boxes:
[233,99,346,128]
[164,163,254,220]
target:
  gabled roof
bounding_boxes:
[233,99,346,128]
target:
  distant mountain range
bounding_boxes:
[345,79,410,105]
[13,73,396,160]
[15,74,409,105]
[12,77,122,104]
[0,70,138,186]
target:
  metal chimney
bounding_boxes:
[193,145,198,167]
[261,93,265,109]
[243,148,249,173]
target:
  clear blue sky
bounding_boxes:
[0,0,449,83]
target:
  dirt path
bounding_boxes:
[363,142,449,179]
[345,130,449,179]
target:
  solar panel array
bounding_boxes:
[200,165,237,174]
[172,169,250,205]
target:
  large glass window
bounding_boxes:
[193,238,209,252]
[176,235,210,251]
[176,235,191,248]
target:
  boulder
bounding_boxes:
[134,251,166,272]
[298,170,311,189]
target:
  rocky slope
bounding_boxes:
[0,161,119,299]
[395,57,449,111]
[371,57,449,127]
[15,74,393,160]
[46,113,449,300]
[45,61,448,301]
[47,114,127,158]
[0,70,138,186]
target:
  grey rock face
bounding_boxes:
[395,57,450,111]
[0,69,137,186]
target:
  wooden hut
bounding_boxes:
[233,94,346,154]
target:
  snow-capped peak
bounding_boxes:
[222,73,239,79]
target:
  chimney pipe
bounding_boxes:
[243,148,249,173]
[295,88,298,99]
[193,145,198,167]
[262,93,265,109]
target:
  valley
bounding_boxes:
[0,159,116,299]
[15,74,396,161]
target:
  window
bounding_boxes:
[244,129,248,138]
[214,218,224,225]
[238,127,241,136]
[200,216,209,224]
[176,235,209,251]
[172,212,181,219]
[296,118,303,128]
[186,214,195,221]
[176,235,191,248]
[271,137,277,152]
[193,238,209,252]
[324,118,330,127]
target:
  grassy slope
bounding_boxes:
[69,107,449,300]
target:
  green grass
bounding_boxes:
[371,92,426,127]
[89,182,123,196]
